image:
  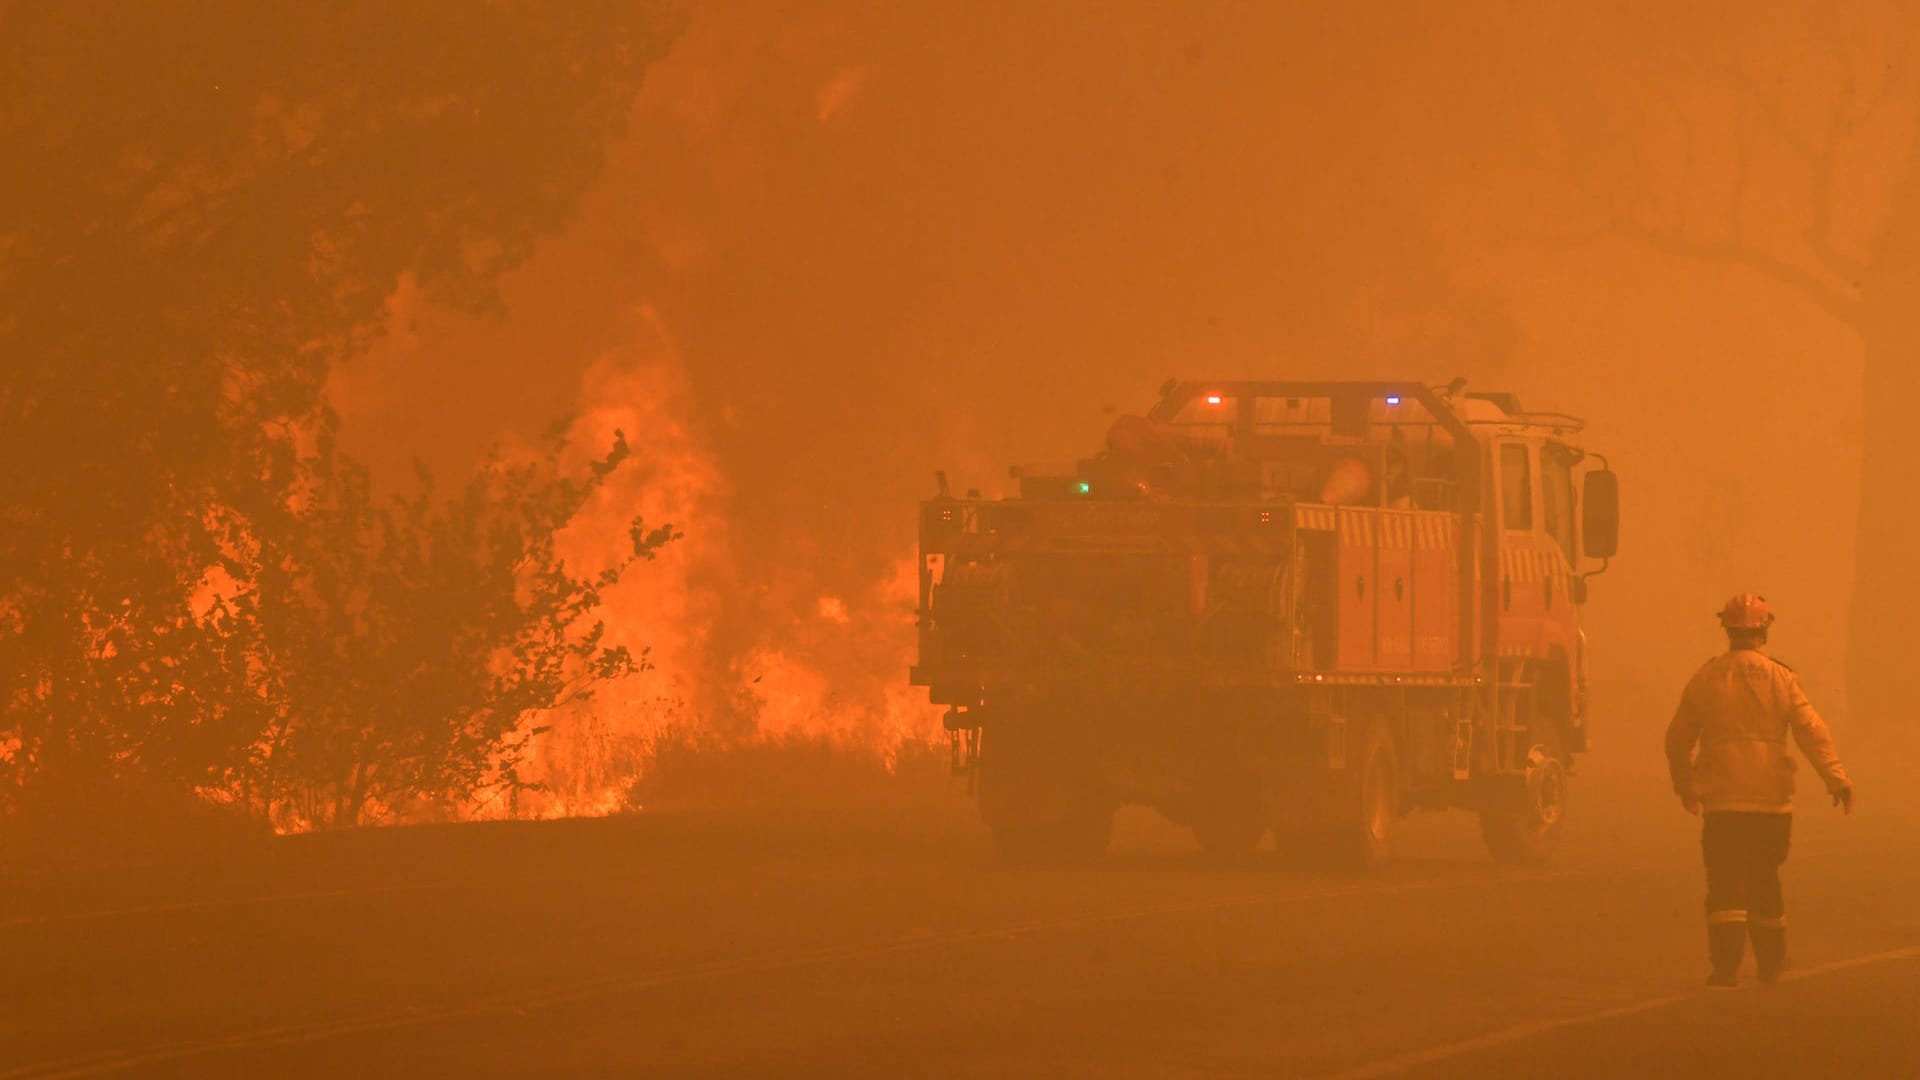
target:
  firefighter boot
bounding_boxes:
[1751,922,1787,984]
[1707,921,1746,988]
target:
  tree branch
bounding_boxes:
[1610,217,1864,329]
[1728,55,1869,283]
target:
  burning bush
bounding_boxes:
[237,412,678,829]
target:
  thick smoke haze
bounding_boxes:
[329,1,1899,786]
[14,6,1920,1075]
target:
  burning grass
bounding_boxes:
[628,732,956,813]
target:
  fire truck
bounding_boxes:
[912,381,1619,866]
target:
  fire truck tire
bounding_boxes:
[978,722,1113,865]
[1327,724,1398,872]
[1270,825,1326,869]
[1265,775,1326,868]
[990,813,1112,864]
[1478,725,1568,865]
[1282,722,1405,864]
[1191,792,1266,859]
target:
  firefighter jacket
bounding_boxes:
[1665,647,1850,814]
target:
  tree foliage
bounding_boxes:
[0,1,689,825]
[243,416,677,828]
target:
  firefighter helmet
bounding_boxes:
[1718,593,1774,630]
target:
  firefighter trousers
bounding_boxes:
[1702,811,1792,930]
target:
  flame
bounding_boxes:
[498,307,941,818]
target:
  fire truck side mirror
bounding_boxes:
[1583,470,1620,560]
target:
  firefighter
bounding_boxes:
[1664,593,1853,987]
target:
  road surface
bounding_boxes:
[5,754,1916,1078]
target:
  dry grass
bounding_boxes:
[629,734,959,813]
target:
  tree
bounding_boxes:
[242,415,676,828]
[1533,4,1919,744]
[0,1,689,818]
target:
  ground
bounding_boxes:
[4,753,1915,1078]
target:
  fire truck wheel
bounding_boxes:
[978,723,1113,865]
[1355,726,1399,869]
[1324,724,1398,872]
[1479,727,1568,865]
[991,810,1113,865]
[1191,791,1266,859]
[1265,777,1325,867]
[1269,825,1326,869]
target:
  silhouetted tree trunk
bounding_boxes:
[1847,153,1920,750]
